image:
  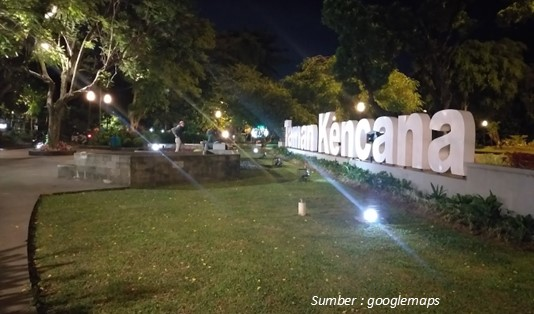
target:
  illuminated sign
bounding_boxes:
[284,110,476,176]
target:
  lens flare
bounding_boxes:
[363,208,379,223]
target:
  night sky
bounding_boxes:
[196,0,339,77]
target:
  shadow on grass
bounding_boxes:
[38,279,161,313]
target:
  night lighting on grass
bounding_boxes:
[363,208,379,223]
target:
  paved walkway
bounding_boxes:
[0,148,126,314]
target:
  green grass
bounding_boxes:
[33,159,534,313]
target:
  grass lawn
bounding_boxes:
[32,158,534,313]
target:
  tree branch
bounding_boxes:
[61,32,73,58]
[69,28,95,94]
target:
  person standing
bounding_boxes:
[171,120,185,152]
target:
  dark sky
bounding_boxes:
[196,0,339,77]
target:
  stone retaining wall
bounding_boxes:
[130,152,240,187]
[59,150,240,187]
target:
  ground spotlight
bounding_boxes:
[363,208,379,223]
[151,143,163,151]
[253,147,259,154]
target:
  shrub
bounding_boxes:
[502,135,528,147]
[506,152,534,170]
[475,153,510,166]
[299,156,534,244]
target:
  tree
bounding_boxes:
[374,70,423,114]
[0,0,42,111]
[452,39,527,111]
[498,0,534,24]
[323,0,531,117]
[215,64,312,135]
[1,0,214,148]
[320,0,413,110]
[282,56,347,119]
[282,55,423,119]
[322,0,401,113]
[121,1,215,130]
[209,31,286,78]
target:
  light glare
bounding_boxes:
[356,101,366,113]
[151,143,163,151]
[363,208,379,223]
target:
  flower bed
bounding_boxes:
[28,141,76,156]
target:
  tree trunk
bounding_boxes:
[128,112,141,131]
[46,95,66,149]
[47,104,62,147]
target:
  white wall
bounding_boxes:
[288,148,534,216]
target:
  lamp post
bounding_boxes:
[86,91,112,129]
[481,120,488,146]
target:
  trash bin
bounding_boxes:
[110,135,121,148]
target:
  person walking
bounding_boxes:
[171,120,185,152]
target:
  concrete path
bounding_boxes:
[0,148,126,314]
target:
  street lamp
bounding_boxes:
[355,101,366,113]
[215,110,222,119]
[481,120,489,146]
[86,91,112,128]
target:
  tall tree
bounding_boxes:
[215,64,313,135]
[209,31,286,78]
[322,0,401,113]
[498,0,534,24]
[1,0,213,148]
[452,39,527,111]
[121,1,215,130]
[283,56,423,118]
[323,0,530,116]
[374,70,423,114]
[282,56,346,119]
